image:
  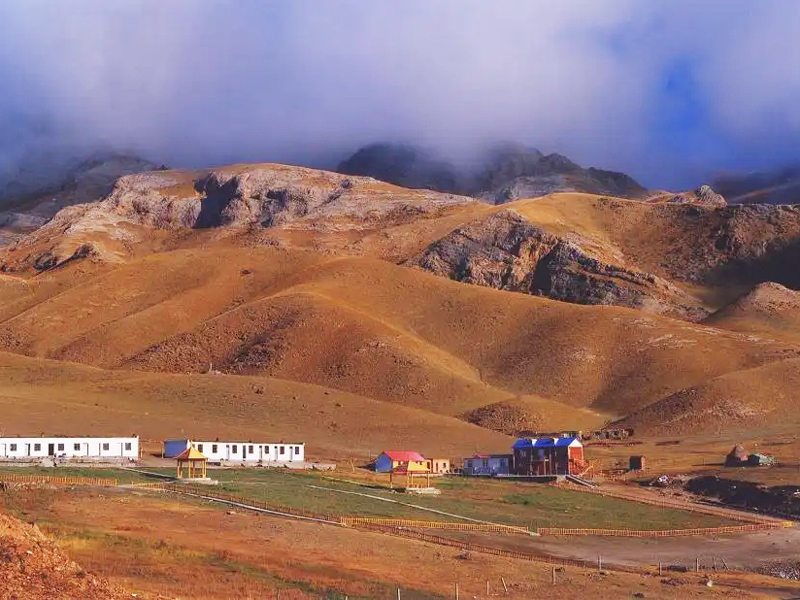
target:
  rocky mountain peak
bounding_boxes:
[336,143,459,193]
[336,141,649,203]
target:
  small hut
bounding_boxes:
[176,445,208,479]
[725,445,748,467]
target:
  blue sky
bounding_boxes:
[1,1,799,189]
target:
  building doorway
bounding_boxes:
[48,443,55,456]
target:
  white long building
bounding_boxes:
[0,437,139,460]
[163,439,305,463]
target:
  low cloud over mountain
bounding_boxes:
[1,1,800,193]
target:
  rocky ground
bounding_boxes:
[0,510,134,599]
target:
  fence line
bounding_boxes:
[560,482,786,525]
[0,473,117,487]
[538,522,790,537]
[144,481,793,539]
[339,517,531,535]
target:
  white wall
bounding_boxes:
[0,437,139,459]
[191,440,305,463]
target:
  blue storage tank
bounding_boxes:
[163,439,190,458]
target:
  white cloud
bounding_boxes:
[0,0,798,189]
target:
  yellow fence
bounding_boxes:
[0,473,117,487]
[339,517,531,535]
[538,522,791,537]
[145,482,795,539]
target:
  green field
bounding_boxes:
[0,466,739,530]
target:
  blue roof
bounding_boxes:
[513,437,580,449]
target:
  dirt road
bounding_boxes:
[446,528,800,571]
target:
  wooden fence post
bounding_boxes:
[501,577,508,594]
[551,566,556,585]
[455,582,459,600]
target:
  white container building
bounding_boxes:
[0,436,139,460]
[163,439,304,463]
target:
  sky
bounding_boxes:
[1,0,799,190]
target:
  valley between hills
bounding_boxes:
[0,156,799,459]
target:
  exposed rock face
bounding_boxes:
[0,164,474,273]
[336,142,649,202]
[660,185,727,208]
[104,165,470,230]
[413,209,705,319]
[473,144,648,203]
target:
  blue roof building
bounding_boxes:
[511,437,584,476]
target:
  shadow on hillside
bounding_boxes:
[704,236,800,292]
[193,175,239,228]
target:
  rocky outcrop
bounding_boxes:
[0,163,474,273]
[473,144,648,203]
[659,185,727,208]
[104,165,470,230]
[0,154,160,248]
[413,210,705,319]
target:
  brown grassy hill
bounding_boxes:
[704,282,800,339]
[0,351,512,460]
[613,357,800,436]
[1,164,800,437]
[0,243,797,432]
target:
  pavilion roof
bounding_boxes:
[176,446,208,460]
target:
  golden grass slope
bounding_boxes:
[0,351,511,460]
[0,241,798,434]
[704,282,800,340]
[1,170,800,437]
[614,356,800,436]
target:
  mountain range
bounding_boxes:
[0,146,798,456]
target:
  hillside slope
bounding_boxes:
[704,282,800,339]
[613,357,800,436]
[1,163,800,437]
[0,351,512,460]
[0,243,797,434]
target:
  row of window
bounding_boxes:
[6,442,133,452]
[196,443,301,456]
